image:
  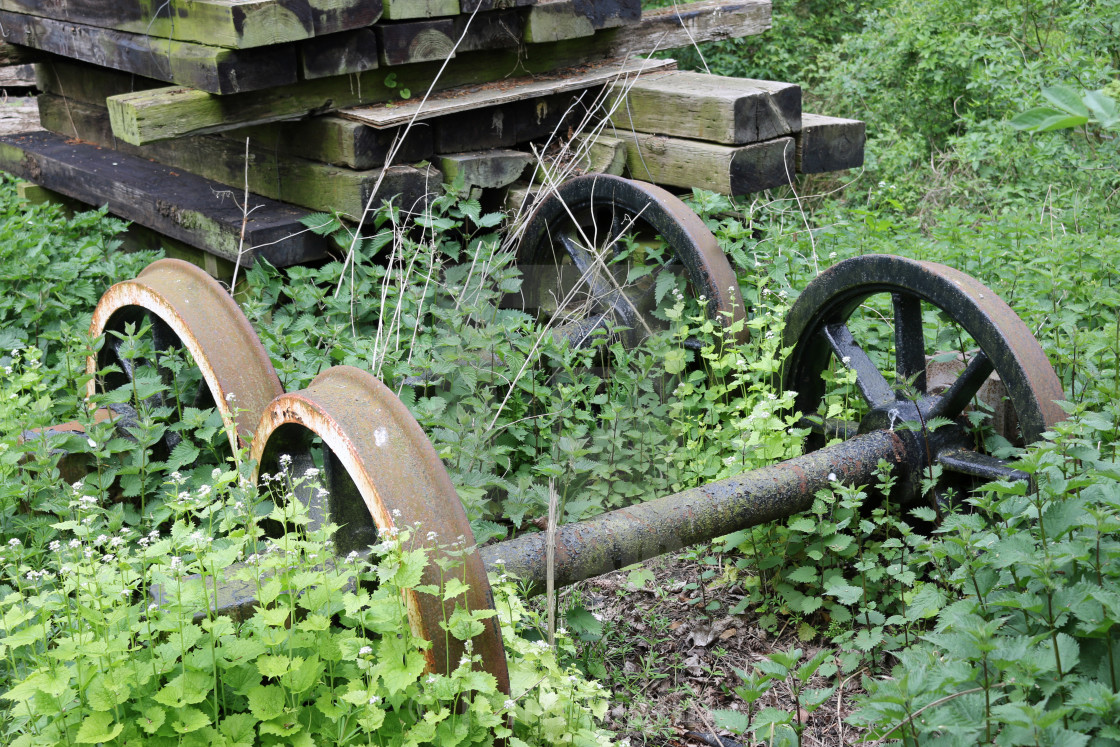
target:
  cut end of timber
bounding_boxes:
[107,87,219,145]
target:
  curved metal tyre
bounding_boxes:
[782,254,1065,504]
[250,366,509,691]
[87,258,283,457]
[518,174,746,348]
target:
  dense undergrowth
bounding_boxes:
[1,0,1120,744]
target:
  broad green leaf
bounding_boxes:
[172,706,212,734]
[138,705,166,734]
[1083,90,1120,126]
[247,684,286,721]
[1041,85,1089,117]
[75,712,123,744]
[256,654,291,679]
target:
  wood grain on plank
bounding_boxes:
[376,18,456,66]
[615,128,795,195]
[608,70,800,145]
[0,11,297,94]
[382,0,459,20]
[39,94,437,219]
[0,0,382,49]
[299,28,379,79]
[0,129,331,266]
[602,0,770,57]
[795,113,865,174]
[342,56,671,128]
[106,39,665,144]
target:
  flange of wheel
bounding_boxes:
[249,366,509,692]
[517,173,746,348]
[87,258,283,456]
[782,254,1066,503]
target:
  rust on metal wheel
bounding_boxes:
[250,366,509,692]
[518,173,745,348]
[782,254,1066,503]
[87,258,283,454]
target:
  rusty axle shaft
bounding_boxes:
[480,429,911,594]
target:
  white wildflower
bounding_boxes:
[7,538,20,547]
[828,473,837,481]
[359,645,373,656]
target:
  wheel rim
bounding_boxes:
[87,259,283,459]
[518,174,745,348]
[782,254,1066,503]
[250,366,510,692]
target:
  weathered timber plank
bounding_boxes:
[342,56,671,128]
[376,18,457,66]
[602,0,770,57]
[106,40,666,144]
[795,113,865,174]
[0,0,382,49]
[0,130,330,266]
[0,41,42,65]
[430,89,594,152]
[0,96,38,135]
[0,65,35,88]
[35,56,163,105]
[38,94,437,219]
[453,9,526,53]
[615,129,795,195]
[460,0,534,11]
[299,28,379,79]
[228,116,433,170]
[382,0,459,20]
[0,11,297,94]
[571,132,627,175]
[525,0,640,41]
[608,70,800,145]
[440,149,532,191]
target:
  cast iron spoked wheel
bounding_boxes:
[250,366,509,691]
[518,174,746,350]
[782,254,1066,506]
[87,259,283,461]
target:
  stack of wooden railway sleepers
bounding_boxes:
[0,0,864,275]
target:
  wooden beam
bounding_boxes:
[0,64,35,88]
[0,130,331,266]
[795,113,865,174]
[602,0,771,57]
[342,56,671,128]
[430,89,595,153]
[382,0,459,20]
[35,55,163,103]
[0,41,42,65]
[38,94,438,219]
[453,8,526,53]
[229,117,433,170]
[0,0,382,49]
[376,18,457,66]
[608,71,800,145]
[614,129,794,195]
[460,0,533,11]
[106,40,665,144]
[0,11,297,94]
[299,28,380,79]
[440,149,532,191]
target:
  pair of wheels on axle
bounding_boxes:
[83,174,1064,692]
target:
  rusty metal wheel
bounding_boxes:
[249,366,509,690]
[87,258,282,459]
[518,174,745,349]
[782,254,1066,504]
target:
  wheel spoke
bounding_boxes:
[796,415,859,440]
[557,231,614,303]
[551,316,611,347]
[938,447,1028,483]
[822,322,895,408]
[927,351,995,420]
[893,293,926,394]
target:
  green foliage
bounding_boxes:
[0,461,612,746]
[1012,85,1120,132]
[849,410,1120,745]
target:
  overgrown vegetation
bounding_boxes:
[2,0,1120,743]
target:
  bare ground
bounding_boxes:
[560,551,877,747]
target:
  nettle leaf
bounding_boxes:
[219,713,258,744]
[247,684,286,721]
[137,705,166,734]
[172,706,212,735]
[824,579,863,606]
[712,708,751,733]
[75,712,123,744]
[257,654,292,679]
